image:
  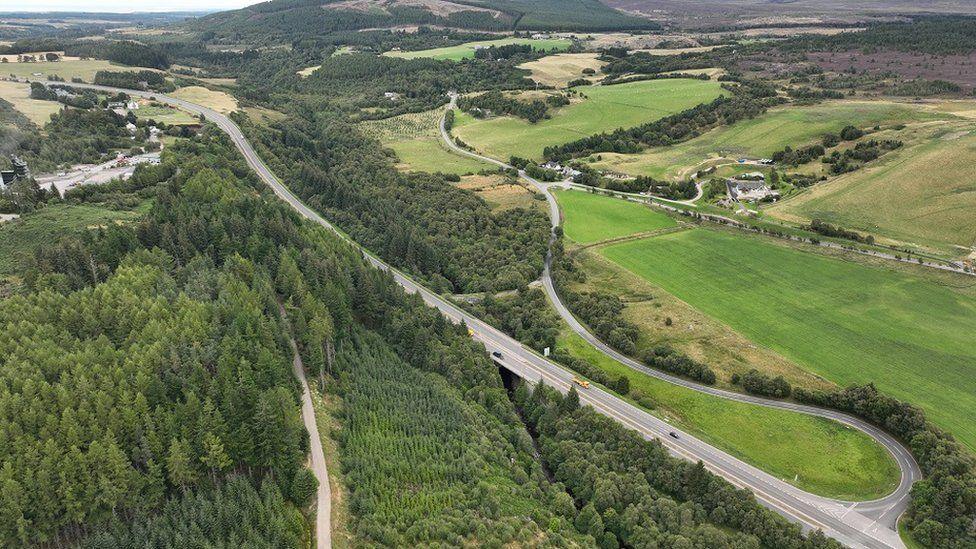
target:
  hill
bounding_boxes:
[189,0,656,40]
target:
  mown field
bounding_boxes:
[590,100,944,180]
[554,189,676,244]
[768,127,976,256]
[171,86,238,114]
[0,80,61,125]
[599,228,976,450]
[452,78,726,160]
[557,330,900,500]
[0,203,146,277]
[517,52,604,88]
[359,107,493,175]
[384,37,571,61]
[1,58,146,81]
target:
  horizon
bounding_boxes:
[0,1,262,13]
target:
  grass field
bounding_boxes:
[0,80,61,125]
[554,189,676,244]
[517,53,604,88]
[384,37,571,61]
[136,103,197,125]
[452,78,726,160]
[557,330,900,500]
[1,58,146,82]
[359,107,493,175]
[591,100,944,180]
[599,228,976,450]
[768,127,976,256]
[171,86,238,114]
[0,203,146,277]
[570,246,838,390]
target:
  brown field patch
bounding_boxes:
[519,53,605,88]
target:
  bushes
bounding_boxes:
[458,90,551,123]
[772,143,825,166]
[732,369,792,398]
[641,345,717,385]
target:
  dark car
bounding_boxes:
[669,432,680,440]
[492,351,503,359]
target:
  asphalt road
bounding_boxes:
[64,83,915,548]
[438,97,918,549]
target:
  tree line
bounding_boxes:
[543,80,782,161]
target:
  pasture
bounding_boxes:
[0,80,61,125]
[768,126,976,256]
[554,189,676,244]
[599,228,976,450]
[384,37,571,61]
[557,330,900,500]
[591,100,943,180]
[452,78,726,160]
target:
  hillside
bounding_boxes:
[189,0,655,40]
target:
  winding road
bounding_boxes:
[439,96,919,549]
[60,83,918,548]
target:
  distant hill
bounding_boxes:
[188,0,656,41]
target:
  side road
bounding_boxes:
[58,83,909,549]
[438,98,919,546]
[281,305,332,549]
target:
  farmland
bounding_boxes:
[135,103,197,125]
[768,126,976,256]
[451,78,726,160]
[384,37,571,61]
[554,188,676,244]
[170,86,238,114]
[590,100,944,180]
[0,58,146,82]
[517,52,605,87]
[359,107,493,174]
[557,330,900,500]
[599,227,976,450]
[0,80,61,125]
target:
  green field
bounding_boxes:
[384,37,571,61]
[591,100,943,180]
[554,189,676,244]
[359,107,493,175]
[769,128,976,256]
[452,78,726,160]
[599,228,976,450]
[136,104,197,125]
[557,330,900,500]
[0,203,146,277]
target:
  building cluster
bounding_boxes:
[726,171,779,202]
[540,161,581,179]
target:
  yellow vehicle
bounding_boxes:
[572,376,590,389]
[467,328,474,336]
